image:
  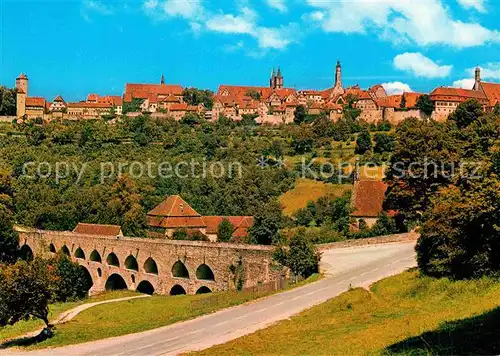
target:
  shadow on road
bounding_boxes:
[385,307,500,355]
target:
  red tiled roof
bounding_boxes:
[98,95,123,106]
[169,103,189,111]
[351,180,388,218]
[481,82,500,107]
[25,97,46,107]
[125,83,183,100]
[87,93,99,102]
[73,223,122,236]
[376,95,402,108]
[67,102,112,108]
[148,195,200,217]
[403,92,423,108]
[429,87,487,101]
[17,73,27,80]
[203,216,254,238]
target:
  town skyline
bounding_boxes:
[1,1,499,101]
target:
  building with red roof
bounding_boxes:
[146,195,254,242]
[351,180,388,227]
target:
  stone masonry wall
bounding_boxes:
[18,229,283,296]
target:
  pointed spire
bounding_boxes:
[277,66,282,77]
[160,74,165,85]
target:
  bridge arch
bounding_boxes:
[196,286,212,294]
[170,284,186,295]
[49,243,56,253]
[79,265,94,293]
[125,255,139,271]
[196,264,215,281]
[90,250,102,263]
[172,261,189,279]
[75,247,85,259]
[136,280,155,295]
[61,245,70,256]
[105,273,128,291]
[106,252,120,267]
[144,257,158,275]
[19,244,33,261]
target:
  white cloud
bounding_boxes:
[206,7,294,50]
[452,78,475,89]
[306,0,499,48]
[83,0,113,15]
[266,0,287,13]
[382,82,413,95]
[143,0,204,20]
[394,52,453,78]
[206,7,257,34]
[456,0,486,12]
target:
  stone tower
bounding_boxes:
[275,67,284,89]
[473,67,481,91]
[270,68,276,88]
[270,67,284,89]
[332,61,345,95]
[16,73,28,117]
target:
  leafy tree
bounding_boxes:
[217,219,234,242]
[0,204,18,264]
[172,228,188,240]
[190,230,210,241]
[183,88,214,109]
[417,177,500,279]
[26,125,47,146]
[371,212,398,236]
[0,86,16,116]
[294,105,308,124]
[449,99,484,129]
[249,200,284,245]
[0,259,53,328]
[245,89,261,101]
[355,130,372,154]
[400,94,407,109]
[415,94,434,116]
[494,103,500,115]
[180,112,202,126]
[291,125,314,154]
[107,176,146,237]
[273,229,320,278]
[374,133,395,154]
[49,253,92,302]
[384,118,462,224]
[122,98,143,114]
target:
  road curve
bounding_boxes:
[6,241,417,356]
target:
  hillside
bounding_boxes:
[197,270,500,355]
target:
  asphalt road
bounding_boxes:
[6,241,417,356]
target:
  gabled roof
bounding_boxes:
[17,73,28,80]
[403,92,423,108]
[203,216,254,237]
[351,180,388,218]
[481,82,500,107]
[148,195,200,217]
[125,83,183,100]
[53,95,65,103]
[73,223,122,236]
[67,102,112,108]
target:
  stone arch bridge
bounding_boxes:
[18,228,282,296]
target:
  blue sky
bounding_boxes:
[1,0,499,101]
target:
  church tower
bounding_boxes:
[473,67,481,91]
[15,73,28,117]
[276,67,284,89]
[160,74,165,85]
[332,61,345,95]
[270,68,276,88]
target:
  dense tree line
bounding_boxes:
[385,99,500,279]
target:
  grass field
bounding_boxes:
[197,270,500,355]
[279,179,352,216]
[0,290,139,343]
[18,275,319,350]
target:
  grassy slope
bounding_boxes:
[196,270,500,355]
[0,290,139,342]
[279,179,352,216]
[23,275,319,349]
